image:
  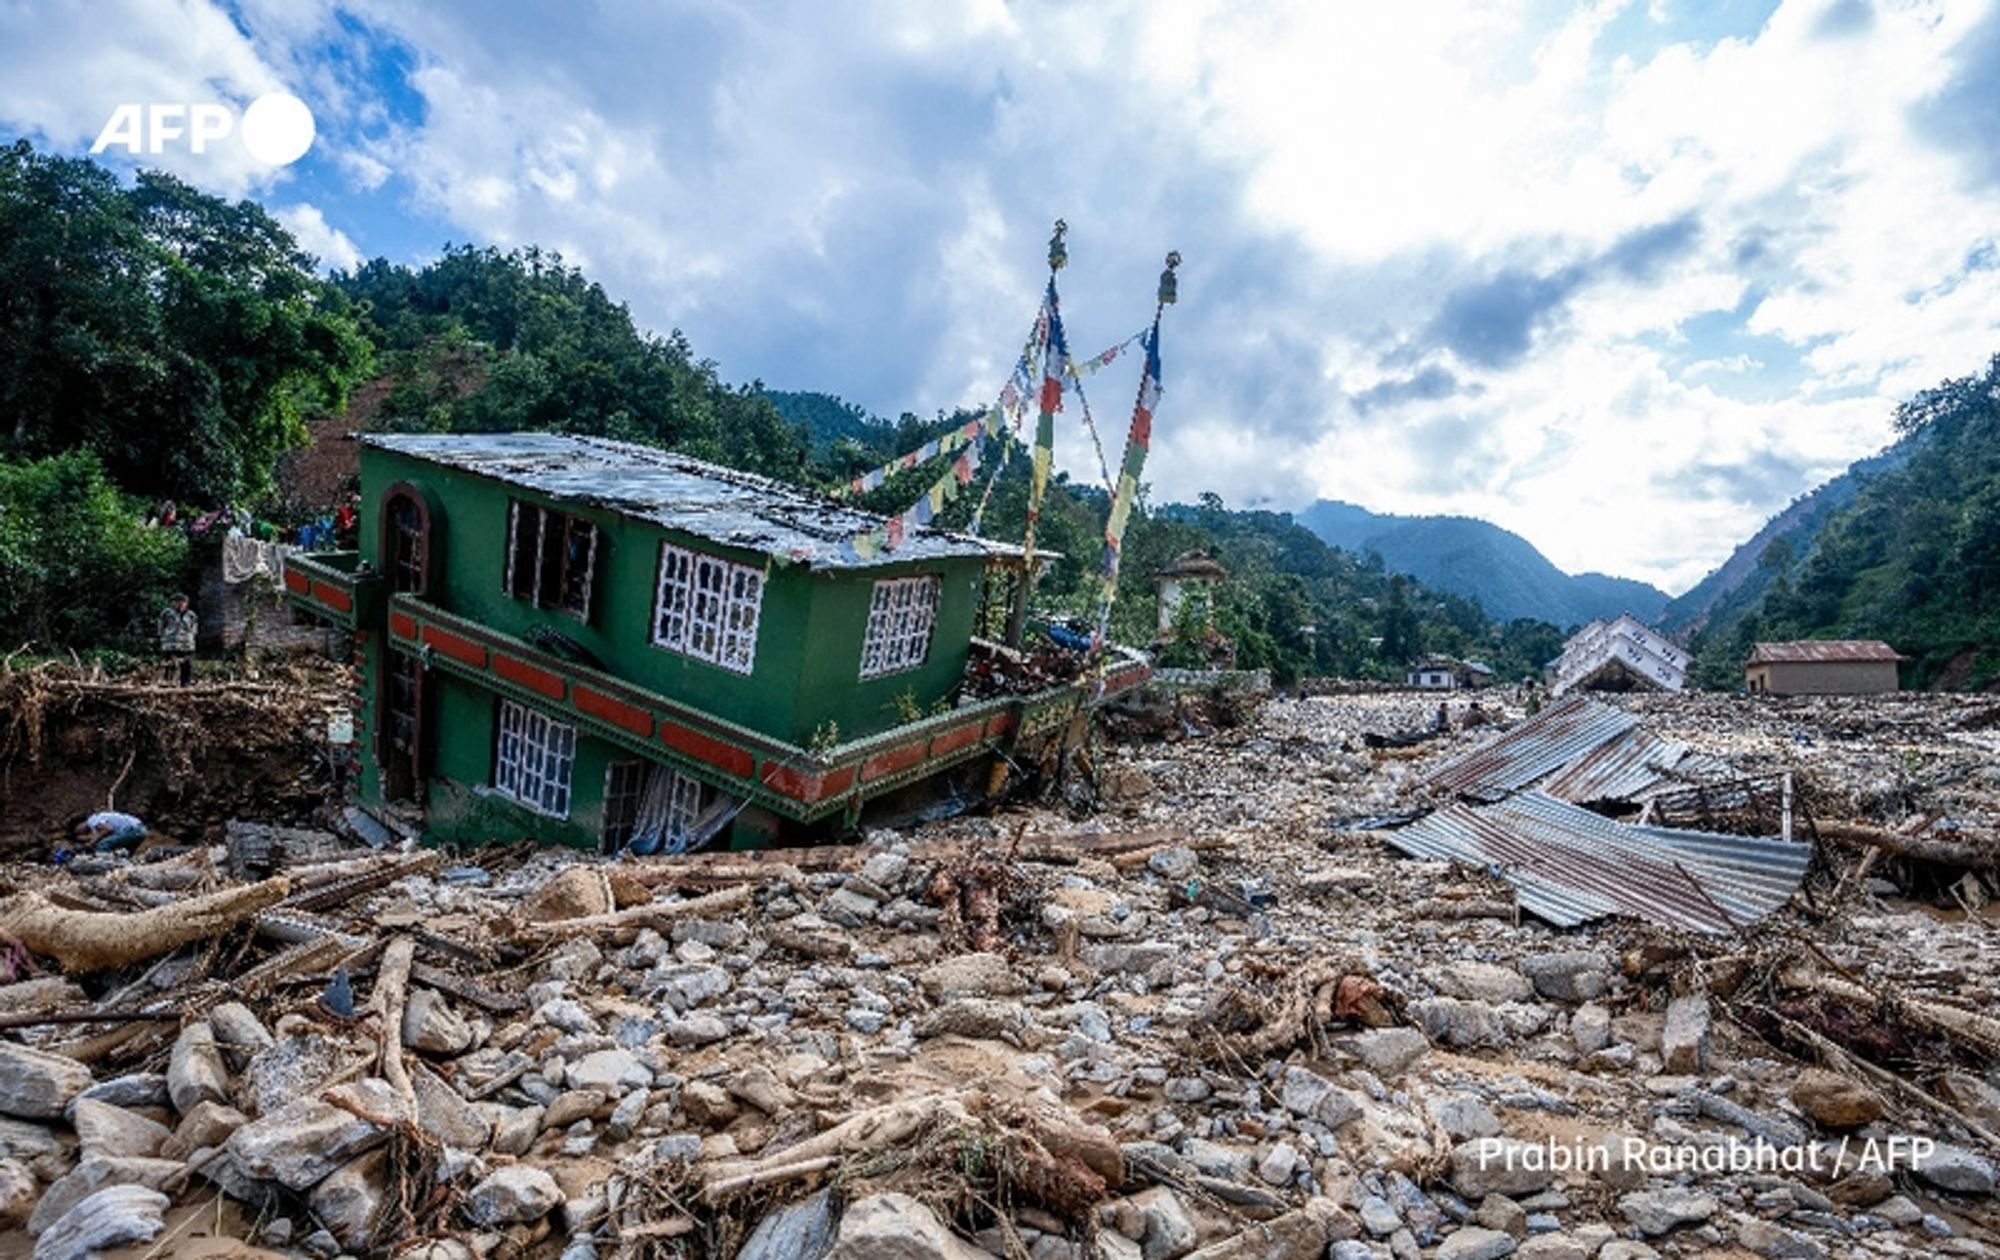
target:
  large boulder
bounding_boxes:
[1789,1068,1883,1129]
[32,1185,169,1260]
[825,1192,996,1260]
[464,1165,563,1226]
[0,1043,93,1120]
[27,1155,181,1236]
[1431,962,1533,1004]
[225,1079,401,1191]
[1450,1139,1556,1200]
[166,1022,231,1115]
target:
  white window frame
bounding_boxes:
[493,698,576,818]
[653,542,763,674]
[505,501,599,621]
[860,574,941,679]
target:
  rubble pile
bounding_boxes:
[0,690,1995,1259]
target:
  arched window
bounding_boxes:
[381,484,432,596]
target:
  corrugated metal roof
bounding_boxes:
[1381,791,1812,932]
[363,432,1001,570]
[1539,726,1722,805]
[1746,640,1904,664]
[1424,695,1639,801]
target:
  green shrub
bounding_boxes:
[0,449,188,649]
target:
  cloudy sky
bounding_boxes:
[4,0,1998,594]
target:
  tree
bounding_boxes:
[0,142,370,503]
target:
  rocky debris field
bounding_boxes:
[0,689,1996,1260]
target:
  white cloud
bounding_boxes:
[5,0,2000,596]
[275,202,361,272]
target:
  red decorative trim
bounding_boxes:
[421,625,487,668]
[389,611,417,641]
[928,721,985,758]
[862,740,928,783]
[660,719,755,777]
[984,713,1016,739]
[311,580,353,613]
[574,684,654,737]
[767,762,856,804]
[283,568,310,594]
[495,654,567,701]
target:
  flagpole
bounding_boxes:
[1006,219,1069,648]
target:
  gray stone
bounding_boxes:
[1475,1194,1526,1237]
[1518,952,1610,1003]
[1342,1027,1430,1076]
[465,1164,563,1225]
[1660,995,1710,1075]
[309,1148,388,1252]
[414,1069,492,1150]
[568,1048,651,1095]
[1514,1237,1587,1260]
[161,1100,246,1161]
[1147,847,1200,882]
[680,1080,738,1129]
[1277,1066,1361,1128]
[1450,1140,1557,1199]
[1431,962,1533,1004]
[824,1191,994,1260]
[1125,1187,1197,1260]
[822,887,881,926]
[1410,998,1509,1049]
[1437,1226,1517,1260]
[1256,1140,1301,1185]
[1913,1142,1996,1195]
[403,989,475,1055]
[0,1042,94,1120]
[860,850,910,889]
[1080,943,1178,975]
[225,1078,400,1191]
[1569,1004,1611,1055]
[1734,1217,1826,1259]
[491,1105,543,1156]
[73,1074,168,1112]
[1179,1197,1354,1258]
[0,1116,73,1181]
[208,1002,275,1070]
[1358,1195,1401,1237]
[27,1155,182,1236]
[664,1014,730,1046]
[738,1188,839,1260]
[542,1088,609,1130]
[0,1158,35,1229]
[1597,1245,1660,1260]
[69,1099,169,1159]
[918,953,1027,999]
[239,1033,345,1118]
[32,1185,168,1260]
[1617,1187,1717,1235]
[728,1064,801,1116]
[1428,1094,1502,1141]
[166,1021,231,1116]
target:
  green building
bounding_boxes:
[284,433,1148,851]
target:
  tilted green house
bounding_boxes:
[284,433,1147,851]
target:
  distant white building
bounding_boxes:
[1548,614,1688,696]
[1406,655,1493,690]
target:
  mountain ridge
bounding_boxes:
[1294,500,1669,629]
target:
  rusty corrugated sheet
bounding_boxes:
[1538,726,1722,805]
[1424,695,1639,801]
[1381,791,1811,933]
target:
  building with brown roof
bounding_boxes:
[1744,640,1903,695]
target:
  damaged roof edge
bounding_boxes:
[1381,791,1812,933]
[362,432,1012,571]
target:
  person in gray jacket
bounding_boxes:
[158,593,197,686]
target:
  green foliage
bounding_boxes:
[338,246,811,480]
[1690,353,2000,689]
[0,449,188,648]
[0,141,371,504]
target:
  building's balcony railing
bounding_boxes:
[280,550,384,630]
[387,595,1150,825]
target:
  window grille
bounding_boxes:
[860,575,941,679]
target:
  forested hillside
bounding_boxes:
[0,139,1562,678]
[1685,356,2000,689]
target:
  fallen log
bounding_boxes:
[1776,965,2000,1057]
[701,1093,973,1203]
[517,883,754,938]
[0,877,290,972]
[1815,819,2000,870]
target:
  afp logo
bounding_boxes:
[91,92,316,166]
